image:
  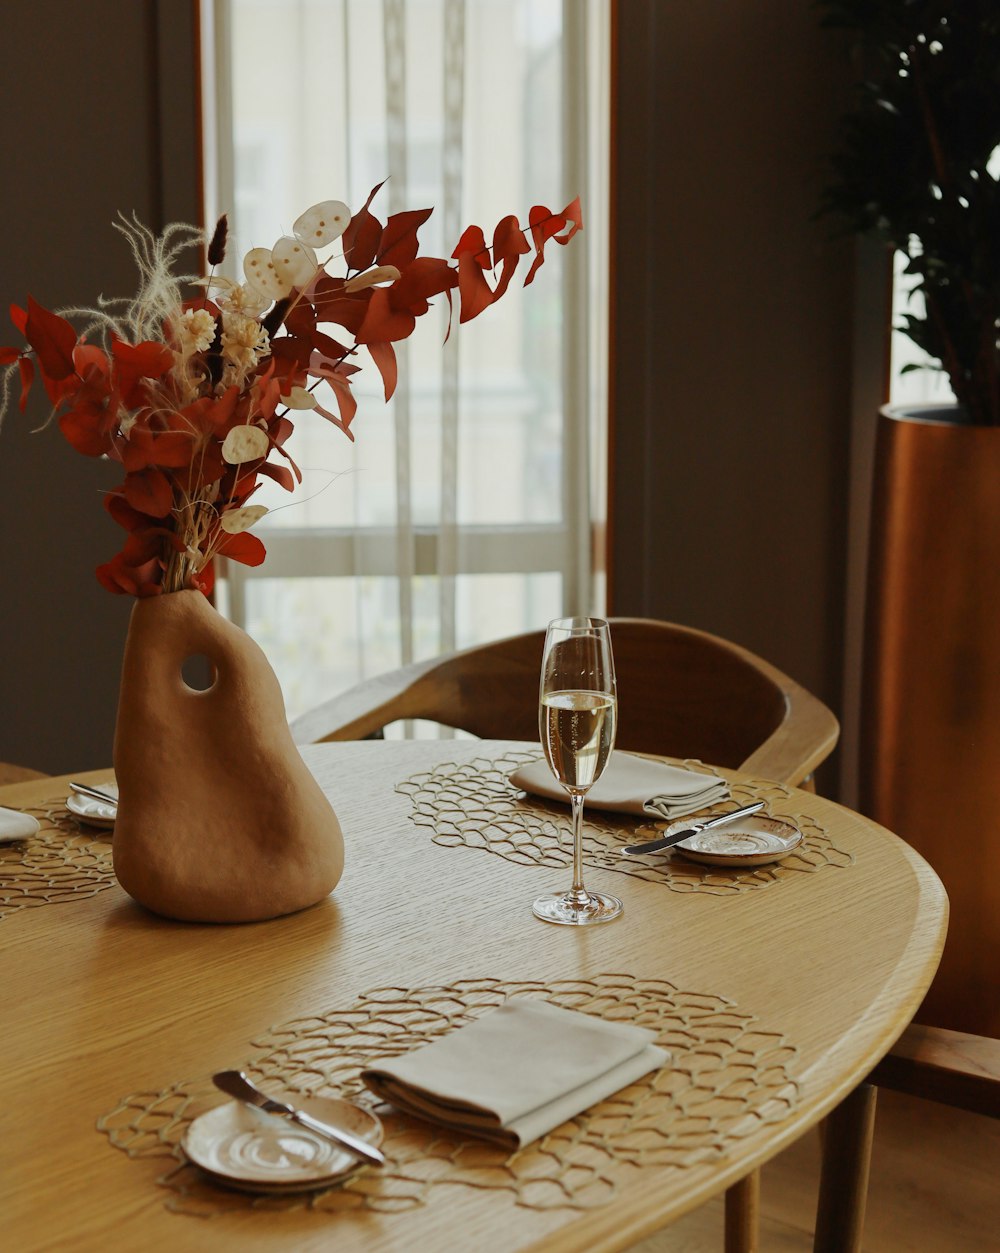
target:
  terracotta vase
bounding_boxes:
[861,404,1000,1036]
[111,589,344,923]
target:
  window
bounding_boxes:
[204,0,609,719]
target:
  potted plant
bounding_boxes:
[820,1,1000,1035]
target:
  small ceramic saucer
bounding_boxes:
[182,1096,384,1193]
[65,783,118,829]
[671,813,803,867]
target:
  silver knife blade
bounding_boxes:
[620,801,765,856]
[212,1070,385,1166]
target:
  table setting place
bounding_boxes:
[510,617,807,924]
[179,999,668,1194]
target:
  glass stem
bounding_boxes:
[569,789,587,901]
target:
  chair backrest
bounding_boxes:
[291,617,839,787]
[0,762,48,786]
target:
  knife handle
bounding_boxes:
[290,1108,385,1166]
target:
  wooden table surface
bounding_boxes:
[1,741,947,1253]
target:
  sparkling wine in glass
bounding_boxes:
[532,616,623,925]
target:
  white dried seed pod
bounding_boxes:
[271,236,319,288]
[219,504,269,534]
[243,247,292,299]
[293,200,351,247]
[279,386,318,410]
[221,425,270,464]
[344,264,402,293]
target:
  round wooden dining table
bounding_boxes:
[1,739,946,1252]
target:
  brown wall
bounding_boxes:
[609,2,856,791]
[0,1,201,773]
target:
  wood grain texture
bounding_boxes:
[290,619,840,790]
[1,741,945,1252]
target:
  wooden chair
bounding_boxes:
[294,618,839,1253]
[291,617,839,789]
[0,762,48,786]
[816,1024,1000,1252]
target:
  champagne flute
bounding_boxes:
[532,616,623,925]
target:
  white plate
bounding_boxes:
[671,813,803,867]
[65,783,118,829]
[182,1096,383,1193]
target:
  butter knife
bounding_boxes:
[620,801,765,856]
[212,1070,385,1166]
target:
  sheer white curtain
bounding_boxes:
[203,0,609,720]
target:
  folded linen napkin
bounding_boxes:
[0,806,39,844]
[361,1000,668,1150]
[509,750,729,820]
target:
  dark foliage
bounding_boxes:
[820,1,1000,423]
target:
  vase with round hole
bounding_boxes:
[110,589,344,923]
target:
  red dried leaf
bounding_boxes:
[17,355,34,411]
[366,340,397,402]
[452,225,491,270]
[259,461,297,492]
[111,338,174,406]
[0,346,19,365]
[96,556,139,596]
[105,492,152,534]
[456,251,495,324]
[524,198,583,285]
[122,429,195,472]
[122,467,173,517]
[215,529,266,567]
[388,256,459,314]
[95,542,164,597]
[314,368,358,439]
[311,275,371,335]
[355,287,416,344]
[24,296,77,380]
[9,304,27,335]
[312,330,350,361]
[378,208,433,269]
[284,301,317,338]
[191,561,215,597]
[342,181,386,273]
[58,401,117,457]
[269,335,313,372]
[489,214,531,303]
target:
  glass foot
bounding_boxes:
[532,889,623,926]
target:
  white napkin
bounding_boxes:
[0,806,39,844]
[509,750,729,820]
[361,1000,668,1150]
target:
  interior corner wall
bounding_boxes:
[0,1,201,773]
[608,2,856,794]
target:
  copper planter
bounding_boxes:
[861,405,1000,1036]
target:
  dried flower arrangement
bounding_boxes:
[0,185,580,595]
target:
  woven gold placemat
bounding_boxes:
[98,973,799,1218]
[396,752,853,896]
[0,795,115,919]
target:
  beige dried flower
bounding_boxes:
[175,307,216,355]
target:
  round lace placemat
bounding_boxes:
[98,973,799,1218]
[396,752,853,896]
[0,795,115,920]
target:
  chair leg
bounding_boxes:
[724,1170,760,1253]
[813,1082,878,1253]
